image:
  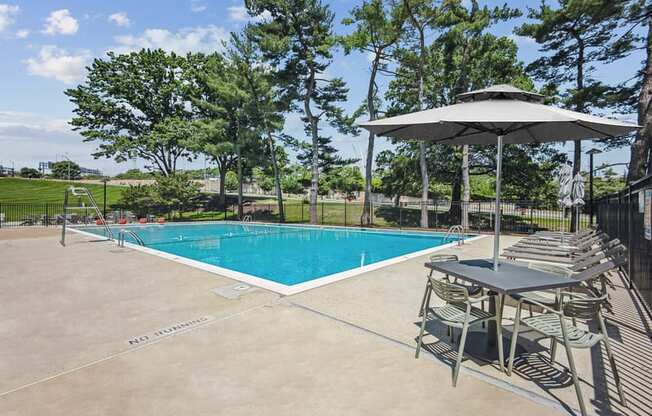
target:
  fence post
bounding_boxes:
[321,202,324,224]
[46,203,49,227]
[344,198,347,227]
[434,200,438,228]
[399,203,403,229]
[0,202,2,228]
[627,185,633,289]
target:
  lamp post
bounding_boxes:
[586,148,603,225]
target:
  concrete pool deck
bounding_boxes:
[1,228,650,415]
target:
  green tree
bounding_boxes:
[327,166,365,198]
[118,184,157,218]
[65,50,196,176]
[51,161,81,180]
[625,1,652,180]
[153,173,202,218]
[246,0,357,224]
[515,0,635,229]
[229,31,289,221]
[341,0,405,225]
[19,167,41,178]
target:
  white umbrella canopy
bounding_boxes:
[359,84,639,271]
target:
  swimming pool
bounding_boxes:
[76,222,478,294]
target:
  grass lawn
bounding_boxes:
[0,178,125,205]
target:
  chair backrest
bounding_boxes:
[570,255,626,284]
[563,294,607,320]
[572,243,626,271]
[428,276,468,303]
[429,254,459,263]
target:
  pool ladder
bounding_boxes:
[117,229,145,247]
[444,225,465,246]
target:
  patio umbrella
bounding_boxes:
[571,173,586,234]
[557,164,574,242]
[359,84,639,270]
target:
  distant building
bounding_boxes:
[38,161,102,176]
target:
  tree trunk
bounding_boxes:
[461,145,470,230]
[305,70,319,224]
[267,132,285,222]
[361,55,380,226]
[218,168,226,207]
[450,178,461,224]
[629,14,652,181]
[571,40,585,233]
[236,142,243,220]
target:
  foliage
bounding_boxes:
[246,0,358,223]
[50,161,82,180]
[152,173,202,217]
[224,171,239,191]
[326,166,364,197]
[65,49,197,176]
[114,169,156,180]
[118,184,157,218]
[19,168,41,178]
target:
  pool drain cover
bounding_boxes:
[212,283,257,299]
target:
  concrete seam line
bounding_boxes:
[0,304,269,398]
[289,301,577,416]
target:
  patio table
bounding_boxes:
[424,259,580,360]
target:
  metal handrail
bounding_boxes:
[444,225,465,246]
[60,186,112,246]
[242,215,252,222]
[117,229,145,247]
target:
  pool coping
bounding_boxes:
[68,222,487,296]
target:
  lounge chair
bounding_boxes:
[502,237,619,264]
[503,236,618,259]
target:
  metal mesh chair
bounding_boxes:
[416,275,504,387]
[507,292,627,416]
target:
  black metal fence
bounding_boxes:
[199,199,587,234]
[0,199,588,234]
[595,174,652,312]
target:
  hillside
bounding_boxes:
[0,178,125,205]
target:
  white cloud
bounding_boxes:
[111,25,228,55]
[15,28,28,38]
[24,46,90,84]
[190,0,207,13]
[43,9,78,35]
[228,6,248,22]
[0,4,19,32]
[108,12,130,27]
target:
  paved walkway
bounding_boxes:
[1,228,650,415]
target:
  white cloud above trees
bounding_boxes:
[43,9,78,35]
[111,25,228,55]
[0,4,19,32]
[24,46,90,84]
[108,12,130,28]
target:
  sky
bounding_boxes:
[0,0,645,176]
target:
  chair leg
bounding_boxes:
[560,318,587,416]
[452,321,470,387]
[598,315,627,406]
[507,303,522,376]
[418,281,431,317]
[415,308,428,359]
[550,337,557,363]
[496,294,505,373]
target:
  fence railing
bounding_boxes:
[0,199,588,234]
[595,174,652,313]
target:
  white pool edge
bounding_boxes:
[68,225,487,296]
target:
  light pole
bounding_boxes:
[586,148,602,225]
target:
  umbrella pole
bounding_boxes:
[493,135,503,271]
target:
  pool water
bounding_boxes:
[79,223,464,286]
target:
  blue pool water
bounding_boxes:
[79,223,463,286]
